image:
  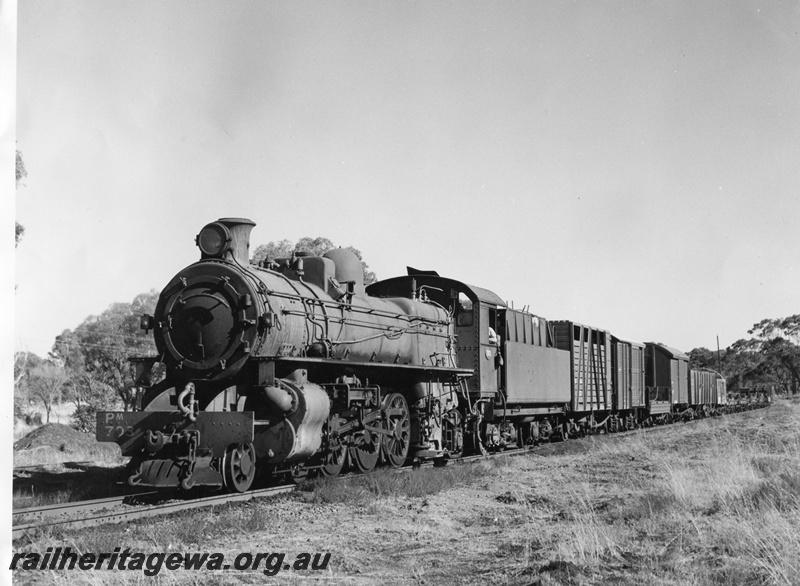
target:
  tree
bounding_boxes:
[251,239,295,263]
[14,351,43,422]
[28,361,69,423]
[16,149,27,247]
[341,245,377,285]
[746,315,800,394]
[717,340,764,392]
[295,236,335,257]
[51,290,161,411]
[69,375,117,433]
[67,371,116,411]
[688,347,718,371]
[696,315,800,395]
[251,237,377,285]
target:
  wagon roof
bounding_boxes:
[550,319,610,334]
[647,342,688,360]
[611,335,646,347]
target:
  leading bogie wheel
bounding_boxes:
[224,442,256,493]
[289,465,309,484]
[318,445,347,478]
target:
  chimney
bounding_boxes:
[218,218,255,265]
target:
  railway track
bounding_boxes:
[13,405,769,540]
[11,445,536,540]
[10,451,525,540]
[12,485,296,540]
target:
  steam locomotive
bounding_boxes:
[96,218,763,492]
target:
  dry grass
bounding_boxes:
[14,444,125,469]
[299,460,494,507]
[534,400,800,585]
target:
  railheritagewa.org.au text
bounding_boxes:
[10,547,331,577]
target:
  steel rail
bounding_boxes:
[12,485,295,540]
[13,493,157,527]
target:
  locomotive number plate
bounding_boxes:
[95,411,254,457]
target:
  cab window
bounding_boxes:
[456,292,473,327]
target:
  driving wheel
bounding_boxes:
[382,393,410,468]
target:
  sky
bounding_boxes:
[10,0,800,359]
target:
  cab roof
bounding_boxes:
[366,273,506,307]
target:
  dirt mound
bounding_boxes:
[14,423,96,454]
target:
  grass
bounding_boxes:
[13,461,495,567]
[12,463,129,510]
[298,459,494,507]
[13,486,108,510]
[526,400,800,585]
[13,443,125,469]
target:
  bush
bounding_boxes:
[71,404,98,433]
[24,411,43,426]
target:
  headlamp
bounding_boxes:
[196,222,232,257]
